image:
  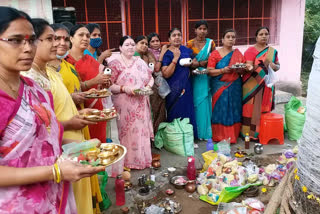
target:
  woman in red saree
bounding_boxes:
[241,27,280,140]
[207,29,246,143]
[65,24,112,143]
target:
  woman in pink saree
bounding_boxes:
[0,7,105,214]
[108,36,154,169]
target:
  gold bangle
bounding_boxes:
[84,81,89,90]
[54,163,61,183]
[52,165,57,183]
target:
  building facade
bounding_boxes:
[0,0,305,88]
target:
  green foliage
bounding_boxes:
[304,0,320,44]
[302,0,320,77]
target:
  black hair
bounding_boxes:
[134,35,147,44]
[119,35,133,46]
[31,18,50,38]
[86,23,100,34]
[61,21,74,31]
[51,23,69,34]
[0,6,33,35]
[168,28,181,38]
[222,29,236,38]
[195,20,208,29]
[147,32,160,44]
[70,24,85,37]
[255,26,269,37]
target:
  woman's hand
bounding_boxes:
[71,92,87,105]
[160,45,168,55]
[245,63,254,72]
[122,86,136,95]
[93,72,112,85]
[59,160,105,182]
[63,115,96,130]
[172,48,181,61]
[222,66,231,74]
[269,62,280,71]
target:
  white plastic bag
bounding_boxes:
[264,65,278,88]
[155,74,171,98]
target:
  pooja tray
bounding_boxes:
[97,143,127,167]
[134,88,154,96]
[84,89,112,98]
[81,108,118,122]
[192,68,209,75]
[83,114,118,122]
[230,63,246,69]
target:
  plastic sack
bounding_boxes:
[199,182,262,206]
[264,65,278,88]
[155,75,171,98]
[201,150,218,172]
[285,96,306,140]
[216,138,231,156]
[155,118,194,157]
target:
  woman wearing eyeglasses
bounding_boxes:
[0,7,105,214]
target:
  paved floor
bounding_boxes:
[102,93,305,213]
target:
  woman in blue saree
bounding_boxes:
[187,20,215,140]
[162,28,198,138]
[207,29,246,143]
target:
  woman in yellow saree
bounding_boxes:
[49,23,107,214]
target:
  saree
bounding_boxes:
[22,67,102,214]
[241,46,278,140]
[187,38,214,139]
[58,59,90,140]
[109,55,154,169]
[162,45,198,138]
[136,50,166,134]
[0,76,77,214]
[208,49,244,143]
[66,54,106,143]
[57,60,104,214]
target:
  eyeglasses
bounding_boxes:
[0,35,38,47]
[54,36,70,42]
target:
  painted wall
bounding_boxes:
[0,0,53,23]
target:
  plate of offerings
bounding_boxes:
[230,63,246,69]
[81,107,118,122]
[84,88,112,98]
[134,88,154,96]
[192,68,209,75]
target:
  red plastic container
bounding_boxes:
[187,156,196,180]
[115,175,125,206]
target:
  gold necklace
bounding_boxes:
[32,62,49,79]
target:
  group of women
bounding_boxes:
[0,5,280,213]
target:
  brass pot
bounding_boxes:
[185,180,196,193]
[152,160,161,168]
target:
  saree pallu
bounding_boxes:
[58,60,90,140]
[187,38,213,139]
[0,77,76,214]
[241,47,278,140]
[58,60,103,214]
[162,46,198,138]
[210,49,244,143]
[66,54,106,143]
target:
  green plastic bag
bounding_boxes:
[285,96,306,141]
[199,182,262,205]
[154,118,194,157]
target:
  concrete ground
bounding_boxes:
[102,91,305,214]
